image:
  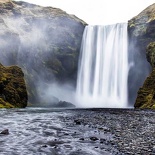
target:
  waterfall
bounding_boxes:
[76,23,128,108]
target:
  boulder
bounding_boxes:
[0,129,9,135]
[0,63,27,108]
[0,0,86,105]
[55,101,75,108]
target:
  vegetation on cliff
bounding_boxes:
[135,42,155,109]
[146,42,155,67]
[0,63,27,108]
[128,3,155,40]
[128,3,155,109]
[0,0,86,105]
[135,69,155,109]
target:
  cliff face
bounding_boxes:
[0,63,27,108]
[128,3,155,55]
[135,68,155,109]
[135,43,155,109]
[128,3,155,109]
[0,0,86,105]
[127,4,155,106]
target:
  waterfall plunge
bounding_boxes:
[76,23,128,108]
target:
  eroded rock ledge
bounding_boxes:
[0,63,27,108]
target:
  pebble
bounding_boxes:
[65,109,155,154]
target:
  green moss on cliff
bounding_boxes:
[135,42,155,109]
[135,68,155,109]
[0,63,28,108]
[0,98,15,108]
[0,0,86,105]
[146,42,155,67]
[128,4,155,43]
[128,3,155,109]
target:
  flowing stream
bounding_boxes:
[0,108,118,155]
[76,23,128,108]
[0,108,154,155]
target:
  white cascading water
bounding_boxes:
[76,23,128,108]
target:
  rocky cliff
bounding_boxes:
[0,0,86,105]
[127,4,155,105]
[0,63,27,108]
[135,42,155,109]
[128,3,155,108]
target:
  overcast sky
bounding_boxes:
[14,0,155,25]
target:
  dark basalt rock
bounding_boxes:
[74,119,81,125]
[129,3,155,109]
[139,43,155,107]
[128,3,155,107]
[146,42,155,67]
[0,0,86,105]
[55,101,75,108]
[0,63,28,108]
[31,97,75,108]
[90,137,99,141]
[0,129,9,135]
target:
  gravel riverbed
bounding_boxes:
[65,108,155,155]
[0,108,154,155]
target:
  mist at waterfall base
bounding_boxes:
[0,16,78,107]
[76,23,128,108]
[0,6,150,109]
[0,15,150,109]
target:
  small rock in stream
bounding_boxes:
[90,137,99,141]
[79,138,84,141]
[0,129,9,135]
[74,119,81,125]
[42,145,48,148]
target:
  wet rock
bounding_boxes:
[90,137,99,141]
[64,145,72,149]
[54,101,76,108]
[47,140,64,147]
[74,119,81,125]
[79,138,84,141]
[100,138,106,142]
[41,145,47,148]
[103,128,110,132]
[98,127,104,130]
[0,129,9,135]
[35,99,76,108]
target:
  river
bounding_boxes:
[0,108,154,154]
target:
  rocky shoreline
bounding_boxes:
[60,108,155,154]
[0,108,155,154]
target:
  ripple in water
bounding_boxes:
[0,108,115,155]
